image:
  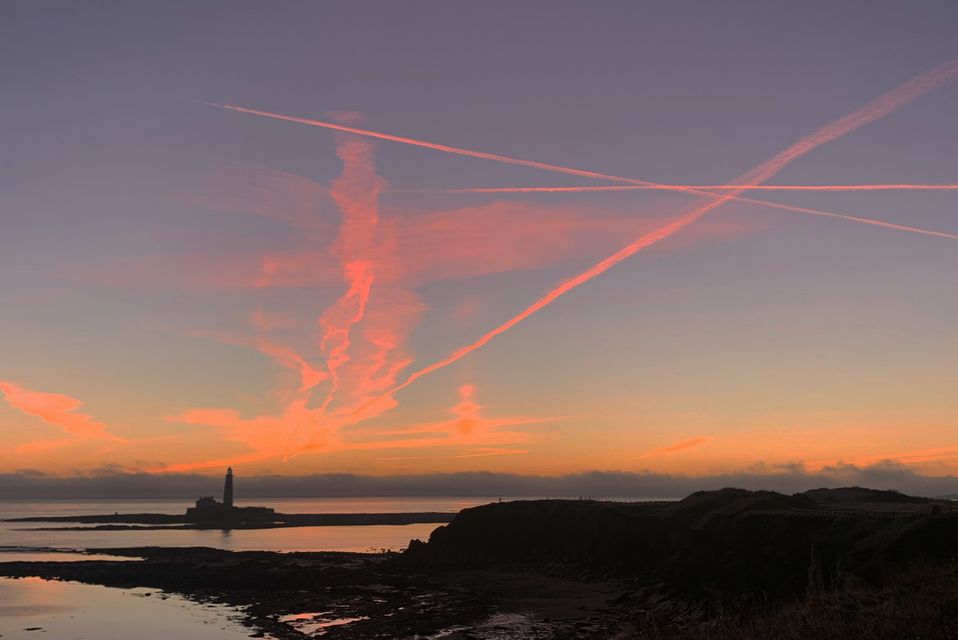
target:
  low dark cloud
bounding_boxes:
[2,461,958,500]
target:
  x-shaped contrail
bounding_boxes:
[206,57,958,242]
[422,183,958,193]
[205,56,958,415]
[204,108,958,243]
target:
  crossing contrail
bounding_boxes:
[744,201,958,240]
[205,58,958,242]
[205,57,958,409]
[422,183,958,193]
[369,57,958,400]
[404,184,958,241]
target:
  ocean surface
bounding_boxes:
[0,576,255,639]
[0,497,491,638]
[0,497,492,556]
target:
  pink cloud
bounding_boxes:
[190,164,334,232]
[0,380,124,450]
[636,436,711,459]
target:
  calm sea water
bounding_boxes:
[0,497,493,639]
[0,497,493,556]
[0,576,256,639]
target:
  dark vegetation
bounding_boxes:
[632,564,958,639]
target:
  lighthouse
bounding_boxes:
[223,467,234,508]
[185,466,274,522]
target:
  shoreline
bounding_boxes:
[6,511,457,530]
[0,546,632,639]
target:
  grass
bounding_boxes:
[629,562,958,639]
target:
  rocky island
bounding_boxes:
[5,467,456,531]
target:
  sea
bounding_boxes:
[0,497,505,639]
[0,496,666,638]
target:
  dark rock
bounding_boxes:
[802,487,930,505]
[406,488,958,600]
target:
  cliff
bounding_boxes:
[406,488,958,598]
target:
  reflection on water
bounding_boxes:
[0,551,140,562]
[0,497,670,638]
[0,577,258,639]
[279,611,370,634]
[1,522,443,555]
[0,497,669,554]
[0,497,495,553]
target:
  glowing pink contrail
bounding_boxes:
[205,59,958,234]
[426,183,958,193]
[372,58,958,399]
[206,92,958,239]
[206,58,958,408]
[413,186,958,242]
[428,185,958,241]
[206,101,661,185]
[760,203,958,240]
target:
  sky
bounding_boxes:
[2,2,957,481]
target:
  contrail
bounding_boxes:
[206,57,958,408]
[406,183,958,241]
[209,100,893,218]
[206,58,958,241]
[370,58,958,400]
[423,183,958,193]
[755,202,958,240]
[206,101,664,185]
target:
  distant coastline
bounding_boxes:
[8,510,457,529]
[5,467,958,501]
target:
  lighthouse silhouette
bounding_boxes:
[223,467,234,508]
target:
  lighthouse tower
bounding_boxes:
[223,467,234,508]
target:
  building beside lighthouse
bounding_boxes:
[185,467,275,524]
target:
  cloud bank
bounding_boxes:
[4,461,957,500]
